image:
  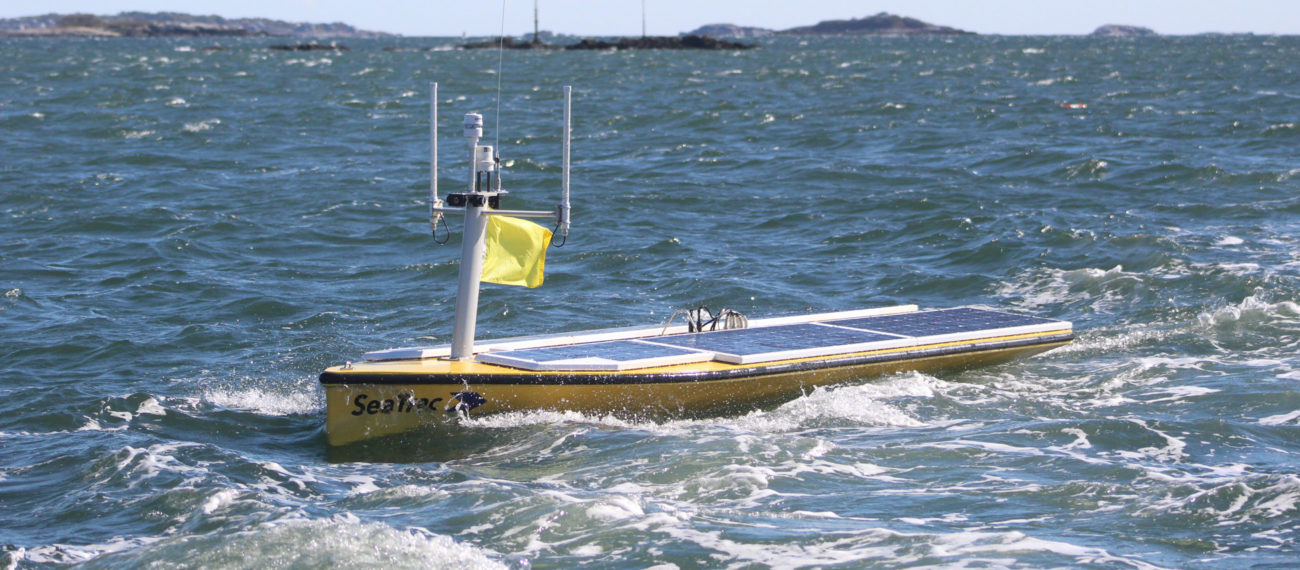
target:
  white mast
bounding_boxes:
[448,114,492,360]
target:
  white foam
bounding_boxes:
[108,410,134,422]
[284,57,333,67]
[1145,385,1220,403]
[1198,295,1300,328]
[106,443,207,489]
[341,474,381,496]
[201,488,240,515]
[1215,262,1261,274]
[923,439,1046,457]
[12,536,165,565]
[1059,428,1092,450]
[1051,325,1164,358]
[137,397,166,416]
[1254,477,1300,518]
[462,409,644,431]
[464,378,930,436]
[768,373,944,428]
[63,518,503,569]
[1138,473,1300,526]
[254,461,320,493]
[569,544,604,557]
[1031,76,1074,86]
[996,264,1136,313]
[202,385,319,416]
[586,494,645,521]
[1260,410,1300,425]
[77,418,128,432]
[924,531,1162,568]
[1118,419,1187,464]
[183,118,221,132]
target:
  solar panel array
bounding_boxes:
[826,308,1057,338]
[647,323,911,364]
[478,308,1069,371]
[477,339,710,371]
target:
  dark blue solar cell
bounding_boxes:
[828,308,1056,338]
[648,323,900,356]
[499,340,700,363]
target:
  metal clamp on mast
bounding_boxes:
[428,83,574,360]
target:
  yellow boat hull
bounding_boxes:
[321,331,1070,447]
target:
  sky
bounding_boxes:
[2,0,1299,37]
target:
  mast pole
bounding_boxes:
[450,113,491,360]
[534,0,540,43]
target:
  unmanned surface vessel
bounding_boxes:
[319,85,1073,447]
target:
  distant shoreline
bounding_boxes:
[0,12,390,38]
[1,11,1280,40]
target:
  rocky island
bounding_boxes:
[686,12,973,38]
[1091,24,1158,37]
[687,24,774,39]
[782,12,973,35]
[0,12,389,38]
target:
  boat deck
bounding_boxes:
[321,305,1072,383]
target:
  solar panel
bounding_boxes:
[826,308,1065,341]
[645,323,911,364]
[478,307,1071,371]
[478,339,712,371]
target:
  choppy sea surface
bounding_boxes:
[2,34,1299,568]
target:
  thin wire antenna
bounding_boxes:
[494,0,507,152]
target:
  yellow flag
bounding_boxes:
[481,215,553,288]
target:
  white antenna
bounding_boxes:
[430,82,441,235]
[560,86,571,240]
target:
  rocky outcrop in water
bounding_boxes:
[268,41,350,51]
[457,37,560,50]
[565,35,757,50]
[1091,25,1158,37]
[460,34,757,51]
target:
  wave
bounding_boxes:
[68,518,503,569]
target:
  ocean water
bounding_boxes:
[2,34,1299,568]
